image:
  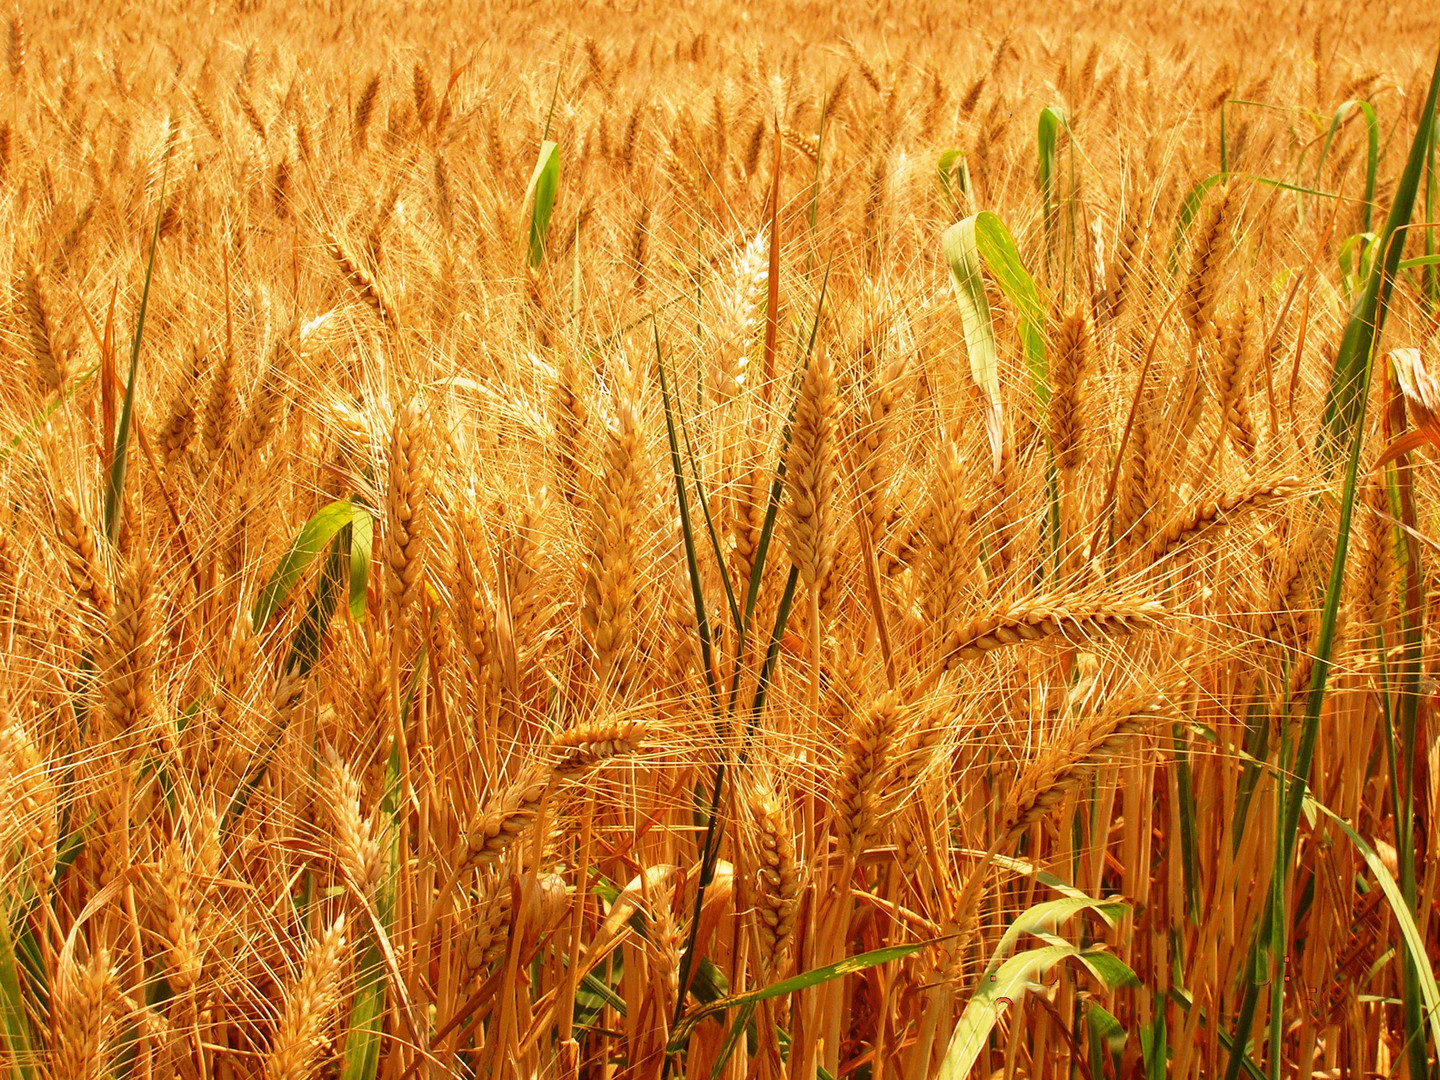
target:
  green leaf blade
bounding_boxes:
[0,911,35,1080]
[973,211,1048,407]
[348,505,373,621]
[526,140,561,268]
[251,499,358,630]
[669,941,928,1053]
[942,216,1003,474]
[1319,52,1440,459]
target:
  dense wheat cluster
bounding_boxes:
[1,0,1439,1077]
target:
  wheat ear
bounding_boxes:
[1145,476,1298,564]
[945,589,1164,665]
[263,917,348,1080]
[1002,691,1172,844]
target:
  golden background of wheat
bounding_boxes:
[1,1,1438,1078]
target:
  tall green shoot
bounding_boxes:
[105,149,170,543]
[1225,45,1440,1080]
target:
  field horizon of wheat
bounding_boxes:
[1,1,1439,1078]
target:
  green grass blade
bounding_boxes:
[1337,232,1378,299]
[1425,119,1438,312]
[1304,795,1440,1055]
[1170,986,1265,1080]
[339,948,387,1080]
[1227,242,1375,1080]
[1073,949,1140,991]
[1359,104,1380,234]
[948,210,1056,569]
[526,139,560,268]
[973,211,1048,408]
[579,966,627,1016]
[1319,50,1440,459]
[1,365,99,464]
[1228,51,1440,1080]
[942,216,1004,474]
[656,323,725,1058]
[252,499,358,629]
[1172,171,1346,271]
[105,152,170,544]
[710,1000,759,1080]
[1037,106,1068,268]
[938,944,1134,1080]
[942,210,1049,460]
[661,279,828,1069]
[1313,100,1380,233]
[284,530,348,677]
[669,941,928,1052]
[1086,1001,1126,1080]
[671,562,800,1069]
[1143,1010,1168,1080]
[1173,722,1201,922]
[979,896,1127,982]
[0,907,35,1080]
[341,725,400,1080]
[654,328,719,710]
[937,148,972,214]
[671,385,742,642]
[742,564,800,748]
[1248,175,1341,198]
[938,895,1128,1080]
[348,503,373,621]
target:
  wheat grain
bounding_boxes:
[50,948,119,1080]
[1049,308,1091,472]
[785,347,839,594]
[1181,183,1233,337]
[0,14,1421,1078]
[1217,299,1258,456]
[834,690,906,857]
[463,768,550,872]
[385,397,432,621]
[327,232,396,325]
[551,718,646,774]
[19,260,65,392]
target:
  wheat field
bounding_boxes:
[1,1,1438,1077]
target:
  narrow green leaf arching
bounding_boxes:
[252,499,360,630]
[1313,100,1379,234]
[668,941,930,1051]
[1319,50,1440,461]
[938,896,1131,1080]
[1037,106,1068,265]
[526,139,561,268]
[105,151,170,544]
[942,216,1003,474]
[284,528,348,677]
[0,911,35,1080]
[349,503,374,621]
